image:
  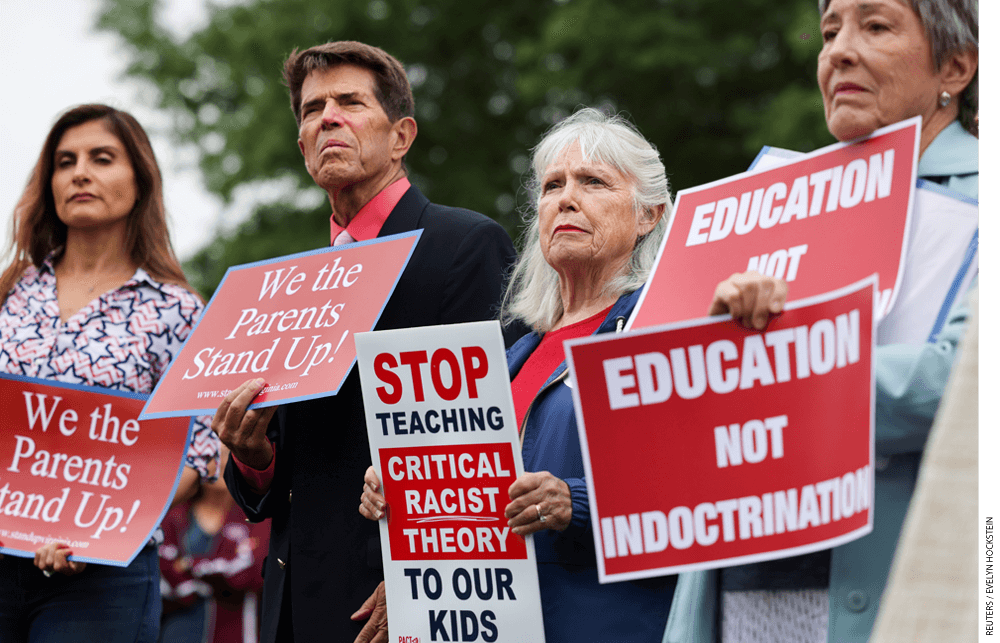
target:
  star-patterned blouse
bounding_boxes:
[0,258,218,481]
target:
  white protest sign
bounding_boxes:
[750,146,978,345]
[874,180,977,344]
[356,321,546,643]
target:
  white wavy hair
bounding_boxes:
[501,108,672,334]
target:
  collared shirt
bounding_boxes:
[235,178,411,489]
[0,258,219,481]
[328,177,411,245]
[917,120,978,199]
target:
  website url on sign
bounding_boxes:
[196,382,298,400]
[0,529,90,549]
[197,389,232,399]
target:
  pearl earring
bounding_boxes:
[939,91,952,108]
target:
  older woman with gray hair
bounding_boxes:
[665,1,979,642]
[499,107,677,643]
[361,107,678,642]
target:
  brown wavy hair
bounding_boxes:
[282,41,415,126]
[0,104,197,303]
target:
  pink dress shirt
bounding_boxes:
[233,178,411,492]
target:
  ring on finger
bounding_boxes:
[42,569,53,578]
[536,504,547,523]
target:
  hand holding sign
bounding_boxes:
[362,466,573,537]
[141,232,420,420]
[211,378,277,472]
[566,278,877,582]
[505,472,572,536]
[0,375,193,566]
[35,542,86,576]
[356,321,545,643]
[350,581,389,643]
[360,466,386,520]
[708,272,789,330]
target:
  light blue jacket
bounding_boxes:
[664,121,978,643]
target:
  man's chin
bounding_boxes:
[314,166,362,191]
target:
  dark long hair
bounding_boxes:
[1,104,197,302]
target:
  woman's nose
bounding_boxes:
[826,25,860,67]
[559,181,579,210]
[71,162,90,185]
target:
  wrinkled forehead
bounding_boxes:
[301,63,380,103]
[535,135,630,182]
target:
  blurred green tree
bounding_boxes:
[98,0,831,297]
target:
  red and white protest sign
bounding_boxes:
[356,321,545,643]
[565,277,876,582]
[749,145,979,346]
[140,232,419,419]
[629,118,919,330]
[0,374,192,566]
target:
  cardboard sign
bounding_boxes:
[565,278,876,582]
[749,145,979,345]
[629,118,919,330]
[0,374,193,566]
[356,321,546,643]
[140,232,419,419]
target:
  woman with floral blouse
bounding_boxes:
[0,104,219,643]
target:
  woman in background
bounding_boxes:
[159,446,269,643]
[0,104,219,643]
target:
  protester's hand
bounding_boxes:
[505,471,572,536]
[708,271,788,330]
[34,542,86,576]
[359,466,386,521]
[212,378,277,471]
[351,580,388,643]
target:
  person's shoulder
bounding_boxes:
[10,262,46,290]
[422,201,507,234]
[156,281,203,306]
[918,121,977,188]
[129,270,205,319]
[20,263,43,282]
[389,187,509,241]
[506,330,541,361]
[147,281,203,311]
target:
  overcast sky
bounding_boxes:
[0,0,226,260]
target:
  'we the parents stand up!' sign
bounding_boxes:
[141,232,419,419]
[0,375,192,566]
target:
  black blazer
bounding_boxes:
[225,186,520,643]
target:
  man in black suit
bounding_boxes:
[212,41,519,643]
